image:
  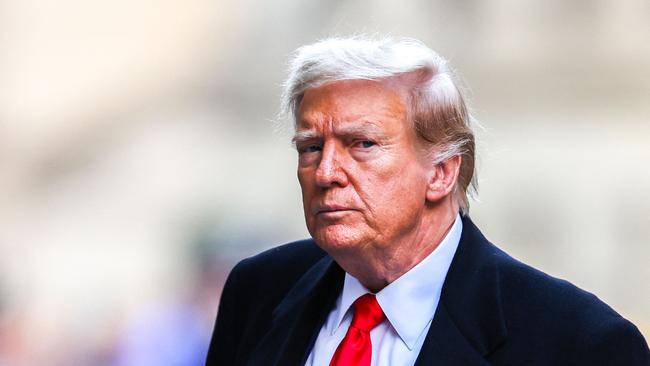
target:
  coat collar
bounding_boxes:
[415,215,508,365]
[248,215,507,365]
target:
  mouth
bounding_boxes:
[314,204,356,216]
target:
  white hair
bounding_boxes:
[282,36,477,214]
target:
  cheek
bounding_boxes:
[297,167,307,186]
[297,169,313,195]
[364,165,427,215]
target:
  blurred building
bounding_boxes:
[0,0,648,364]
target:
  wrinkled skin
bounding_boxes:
[294,79,460,291]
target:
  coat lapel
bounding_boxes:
[414,302,490,365]
[246,253,344,366]
[416,216,508,364]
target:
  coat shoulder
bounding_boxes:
[224,238,329,310]
[492,245,622,329]
[486,241,649,363]
[205,239,328,365]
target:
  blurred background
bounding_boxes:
[1,0,649,364]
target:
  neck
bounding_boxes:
[336,205,459,292]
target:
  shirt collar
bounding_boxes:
[331,214,463,350]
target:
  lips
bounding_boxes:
[314,203,355,215]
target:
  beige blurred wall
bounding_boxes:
[0,0,648,364]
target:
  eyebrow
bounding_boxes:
[292,121,384,144]
[292,130,320,145]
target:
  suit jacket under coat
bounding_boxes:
[205,216,650,365]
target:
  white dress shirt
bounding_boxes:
[305,214,462,366]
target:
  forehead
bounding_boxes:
[296,79,407,132]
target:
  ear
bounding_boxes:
[425,155,462,203]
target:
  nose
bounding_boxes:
[315,142,349,188]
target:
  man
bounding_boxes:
[205,37,649,365]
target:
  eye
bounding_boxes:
[355,140,376,149]
[299,144,322,153]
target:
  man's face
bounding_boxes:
[295,79,431,255]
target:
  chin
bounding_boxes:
[311,224,368,254]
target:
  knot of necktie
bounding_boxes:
[350,294,385,332]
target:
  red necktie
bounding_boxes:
[329,294,386,366]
